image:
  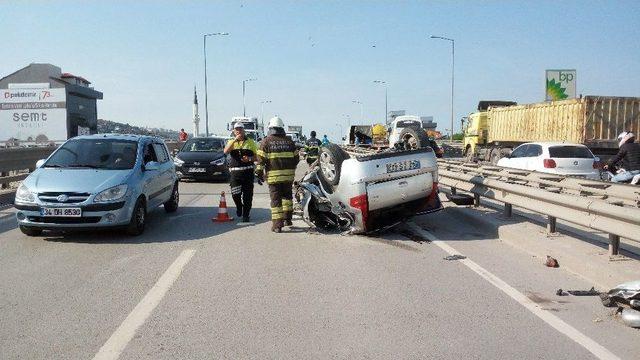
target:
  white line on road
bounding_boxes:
[93,249,196,360]
[405,223,620,360]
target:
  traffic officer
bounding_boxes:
[256,116,299,232]
[223,122,259,222]
[304,131,322,165]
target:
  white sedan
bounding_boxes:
[497,142,601,179]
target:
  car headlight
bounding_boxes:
[210,157,225,166]
[94,184,128,203]
[173,157,184,166]
[15,183,35,203]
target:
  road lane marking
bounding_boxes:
[405,223,620,360]
[93,249,196,360]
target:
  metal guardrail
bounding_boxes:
[437,159,640,255]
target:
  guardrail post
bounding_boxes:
[474,194,480,207]
[451,187,457,196]
[608,234,620,256]
[504,203,512,218]
[0,171,6,189]
[547,216,557,234]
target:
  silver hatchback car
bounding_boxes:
[14,134,179,236]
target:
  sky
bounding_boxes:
[1,0,639,139]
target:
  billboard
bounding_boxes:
[546,69,576,101]
[0,87,67,143]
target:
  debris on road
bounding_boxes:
[567,287,599,296]
[443,254,467,261]
[600,280,640,328]
[545,255,559,268]
[620,308,640,328]
[556,289,567,296]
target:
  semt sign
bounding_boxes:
[0,87,67,142]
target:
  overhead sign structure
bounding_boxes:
[546,69,576,101]
[0,87,67,143]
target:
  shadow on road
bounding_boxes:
[40,206,273,244]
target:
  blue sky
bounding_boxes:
[2,1,639,139]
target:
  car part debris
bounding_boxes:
[545,256,559,268]
[567,287,600,296]
[556,289,567,296]
[600,280,640,309]
[445,192,475,206]
[443,254,467,261]
[620,308,640,328]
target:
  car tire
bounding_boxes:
[164,183,179,213]
[19,225,43,236]
[126,198,146,236]
[318,143,349,186]
[398,127,431,150]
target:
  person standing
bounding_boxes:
[224,123,259,222]
[178,128,188,142]
[304,131,322,165]
[256,116,299,232]
[321,134,330,146]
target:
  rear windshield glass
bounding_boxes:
[45,139,138,170]
[548,146,593,158]
[182,138,224,152]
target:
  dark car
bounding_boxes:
[173,137,230,181]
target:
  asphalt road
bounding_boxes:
[0,165,638,359]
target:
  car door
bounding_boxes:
[142,141,163,207]
[152,142,175,203]
[523,144,543,171]
[501,144,528,169]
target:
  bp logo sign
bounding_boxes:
[546,69,576,101]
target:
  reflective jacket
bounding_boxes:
[305,137,322,159]
[226,138,258,171]
[256,131,299,184]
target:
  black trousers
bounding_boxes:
[268,182,293,224]
[230,170,254,217]
[306,156,317,165]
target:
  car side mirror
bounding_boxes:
[144,161,160,171]
[35,159,45,168]
[594,156,600,162]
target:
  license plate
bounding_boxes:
[40,207,81,217]
[386,160,421,173]
[188,167,206,173]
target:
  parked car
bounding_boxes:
[173,137,230,181]
[13,134,179,236]
[497,142,601,179]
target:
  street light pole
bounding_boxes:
[260,100,272,129]
[242,78,257,117]
[373,80,388,123]
[430,35,455,143]
[203,32,229,137]
[352,100,363,123]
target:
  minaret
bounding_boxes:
[192,86,200,137]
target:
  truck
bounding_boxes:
[286,125,304,148]
[463,96,640,164]
[227,116,264,141]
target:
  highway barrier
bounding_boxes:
[437,160,640,255]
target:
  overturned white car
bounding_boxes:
[296,143,442,234]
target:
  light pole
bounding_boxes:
[335,123,343,140]
[260,100,272,129]
[352,100,364,123]
[373,80,388,123]
[242,78,257,117]
[203,32,229,137]
[430,35,455,144]
[341,114,351,128]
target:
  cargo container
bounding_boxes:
[463,96,640,163]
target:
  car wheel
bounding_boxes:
[318,143,349,186]
[398,128,431,150]
[20,225,43,236]
[164,183,179,213]
[126,198,146,236]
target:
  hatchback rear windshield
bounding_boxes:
[548,146,593,159]
[45,139,138,170]
[182,138,225,152]
[396,120,421,128]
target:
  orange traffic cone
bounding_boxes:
[212,191,234,222]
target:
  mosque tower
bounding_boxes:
[192,86,200,137]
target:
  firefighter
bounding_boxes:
[223,122,259,222]
[256,116,299,232]
[304,131,322,165]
